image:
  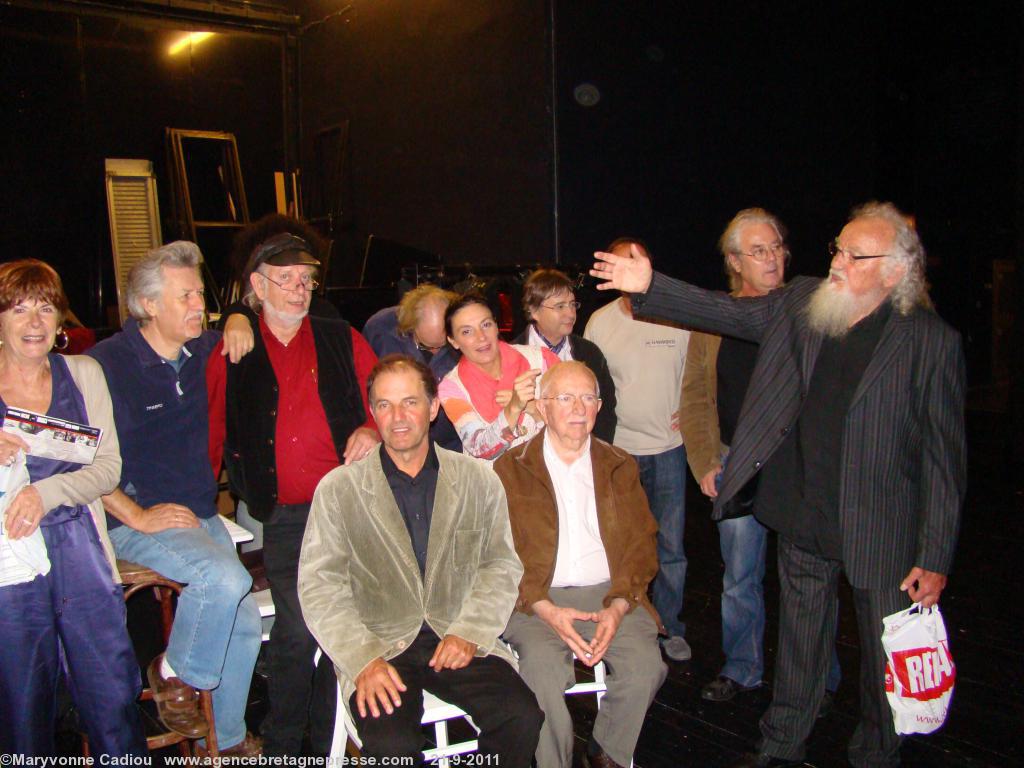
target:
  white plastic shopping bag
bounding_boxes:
[881,602,955,734]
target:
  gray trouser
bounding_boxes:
[504,583,667,768]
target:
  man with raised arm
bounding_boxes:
[591,202,965,768]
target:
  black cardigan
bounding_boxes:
[224,307,366,521]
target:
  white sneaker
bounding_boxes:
[662,635,692,661]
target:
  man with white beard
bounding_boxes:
[590,202,966,768]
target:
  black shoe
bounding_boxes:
[582,735,626,768]
[817,689,835,718]
[729,753,804,768]
[701,675,760,702]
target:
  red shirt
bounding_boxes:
[208,316,377,504]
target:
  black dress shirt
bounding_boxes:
[379,442,440,576]
[757,301,892,559]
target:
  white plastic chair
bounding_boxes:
[327,654,615,766]
[323,654,481,767]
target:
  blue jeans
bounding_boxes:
[633,445,687,638]
[108,515,262,749]
[718,515,841,691]
[719,515,768,687]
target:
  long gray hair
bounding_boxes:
[850,201,932,314]
[126,241,202,322]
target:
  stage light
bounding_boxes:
[168,32,215,56]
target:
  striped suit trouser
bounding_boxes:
[759,537,905,767]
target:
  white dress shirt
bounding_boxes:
[528,324,574,363]
[543,431,611,587]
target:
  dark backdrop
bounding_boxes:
[0,0,1019,389]
[0,4,289,326]
[294,0,553,279]
[553,1,1021,383]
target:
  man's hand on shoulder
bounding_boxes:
[429,634,478,672]
[589,598,629,666]
[221,312,255,363]
[355,657,407,718]
[135,503,200,533]
[533,599,597,665]
[900,566,947,609]
[343,426,381,466]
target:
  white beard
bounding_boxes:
[262,301,308,331]
[805,276,886,339]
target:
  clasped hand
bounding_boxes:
[532,598,629,667]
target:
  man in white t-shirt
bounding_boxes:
[584,238,692,661]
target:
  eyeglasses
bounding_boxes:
[735,243,788,263]
[828,241,890,262]
[542,393,601,407]
[258,271,320,292]
[540,300,582,312]
[416,340,448,354]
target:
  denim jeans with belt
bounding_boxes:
[108,514,262,750]
[633,444,688,638]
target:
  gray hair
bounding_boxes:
[849,201,932,314]
[718,208,787,292]
[126,241,202,323]
[242,279,261,312]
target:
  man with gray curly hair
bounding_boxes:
[89,241,262,757]
[591,202,966,768]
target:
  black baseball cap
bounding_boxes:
[244,233,320,281]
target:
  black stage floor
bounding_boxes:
[58,410,1021,767]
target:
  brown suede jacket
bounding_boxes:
[493,430,663,631]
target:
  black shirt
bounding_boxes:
[379,441,440,576]
[716,335,760,446]
[756,301,892,559]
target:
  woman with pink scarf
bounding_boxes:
[439,294,559,460]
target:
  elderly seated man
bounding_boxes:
[494,360,668,768]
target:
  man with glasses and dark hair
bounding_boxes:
[591,202,966,768]
[207,231,380,755]
[495,361,667,768]
[515,268,617,443]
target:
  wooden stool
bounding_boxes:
[83,560,218,757]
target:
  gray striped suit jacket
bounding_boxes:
[634,272,966,590]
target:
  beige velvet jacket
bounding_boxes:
[298,444,522,708]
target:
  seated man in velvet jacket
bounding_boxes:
[298,355,541,765]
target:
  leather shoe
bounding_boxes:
[701,675,760,702]
[729,753,804,768]
[582,740,626,768]
[146,654,207,739]
[196,732,263,761]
